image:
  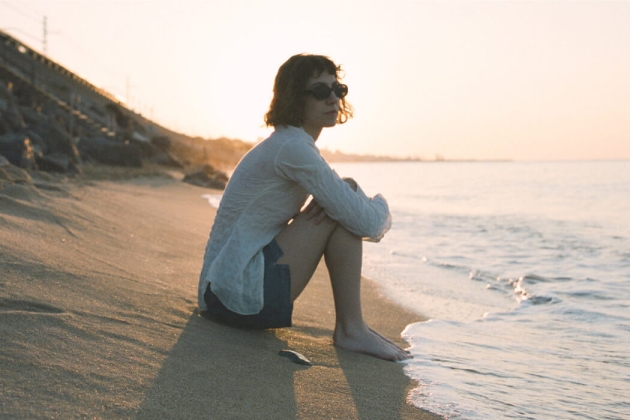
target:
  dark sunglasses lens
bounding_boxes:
[334,84,348,98]
[311,85,332,100]
[309,84,348,100]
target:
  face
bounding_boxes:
[301,71,341,141]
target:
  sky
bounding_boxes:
[1,0,629,161]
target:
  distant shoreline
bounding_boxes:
[321,149,513,164]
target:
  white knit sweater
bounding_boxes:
[198,125,391,314]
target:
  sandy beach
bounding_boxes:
[0,165,441,419]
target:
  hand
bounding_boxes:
[343,177,358,192]
[302,198,331,225]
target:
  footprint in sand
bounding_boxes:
[0,298,65,315]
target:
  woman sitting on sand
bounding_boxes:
[198,53,410,362]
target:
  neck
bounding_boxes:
[301,125,322,141]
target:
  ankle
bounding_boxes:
[334,319,369,339]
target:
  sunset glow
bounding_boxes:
[1,0,628,160]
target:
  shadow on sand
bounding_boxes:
[135,311,302,419]
[136,311,441,419]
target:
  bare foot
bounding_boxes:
[333,322,412,362]
[368,327,412,354]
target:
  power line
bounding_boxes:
[0,5,155,115]
[0,1,44,52]
[2,21,124,87]
[0,26,40,43]
[0,1,41,23]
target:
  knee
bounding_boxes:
[286,211,339,239]
[331,223,361,243]
[293,208,339,229]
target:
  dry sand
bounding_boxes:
[0,165,442,419]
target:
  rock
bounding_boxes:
[182,164,228,190]
[0,81,10,93]
[0,116,12,136]
[0,133,38,170]
[21,128,46,156]
[2,100,25,133]
[0,82,12,104]
[36,152,73,173]
[78,136,143,168]
[150,135,172,152]
[19,106,46,126]
[133,139,161,158]
[147,151,184,168]
[104,103,131,129]
[278,350,312,366]
[41,119,81,164]
[132,131,149,143]
[10,83,37,108]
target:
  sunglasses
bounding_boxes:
[305,82,348,100]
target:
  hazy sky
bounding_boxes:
[1,1,629,160]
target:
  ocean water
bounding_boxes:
[329,161,630,420]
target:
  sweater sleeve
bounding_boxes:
[274,136,391,241]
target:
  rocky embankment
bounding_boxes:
[0,30,250,192]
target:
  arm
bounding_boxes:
[304,177,358,224]
[275,138,391,241]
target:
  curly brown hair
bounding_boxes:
[264,54,353,128]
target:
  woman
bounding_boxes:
[198,54,410,361]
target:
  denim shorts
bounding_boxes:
[203,239,293,329]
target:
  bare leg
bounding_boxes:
[275,213,410,362]
[324,226,410,361]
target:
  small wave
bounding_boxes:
[561,289,615,301]
[519,274,575,285]
[519,274,552,283]
[522,295,555,305]
[402,300,630,420]
[424,258,472,274]
[389,250,428,262]
[552,306,624,323]
[469,269,497,283]
[507,276,557,305]
[437,262,470,273]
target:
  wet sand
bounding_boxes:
[0,165,441,419]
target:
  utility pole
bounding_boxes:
[126,75,130,106]
[43,16,47,55]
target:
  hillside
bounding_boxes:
[0,29,251,178]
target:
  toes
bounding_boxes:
[333,325,413,362]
